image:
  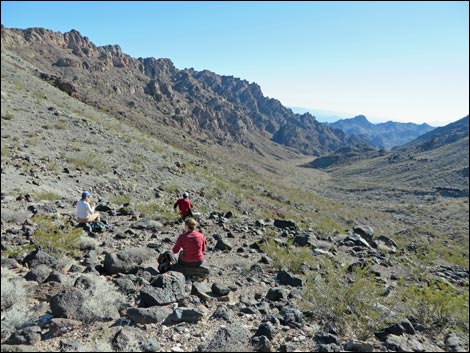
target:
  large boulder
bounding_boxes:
[277,270,303,287]
[139,271,186,306]
[200,326,254,352]
[104,247,156,275]
[50,275,122,323]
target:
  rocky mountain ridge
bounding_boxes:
[1,26,370,156]
[393,115,469,152]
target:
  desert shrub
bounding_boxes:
[1,146,10,160]
[1,208,30,224]
[31,214,82,257]
[260,236,313,273]
[313,215,344,235]
[302,259,395,339]
[14,80,24,91]
[163,182,180,194]
[109,194,132,205]
[79,274,127,323]
[1,268,27,310]
[431,238,469,268]
[66,151,107,173]
[35,191,61,201]
[28,135,40,146]
[33,91,47,101]
[1,268,36,339]
[136,201,177,220]
[54,119,68,129]
[1,243,36,259]
[46,159,61,173]
[401,279,469,332]
[79,237,99,251]
[2,112,14,120]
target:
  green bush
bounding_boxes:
[109,194,132,205]
[401,279,469,331]
[302,259,393,339]
[260,236,312,273]
[54,119,68,129]
[1,243,36,259]
[31,214,82,257]
[136,201,177,220]
[66,151,107,173]
[2,112,14,120]
[260,231,397,339]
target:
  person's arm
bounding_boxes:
[172,235,182,254]
[86,201,95,214]
[173,201,178,209]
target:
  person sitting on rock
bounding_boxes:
[173,191,193,219]
[76,191,101,224]
[171,217,209,280]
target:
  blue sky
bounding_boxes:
[2,1,468,126]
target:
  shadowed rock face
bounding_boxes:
[1,26,372,156]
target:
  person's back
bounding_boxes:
[173,228,206,263]
[171,218,209,280]
[76,199,90,218]
[173,192,193,218]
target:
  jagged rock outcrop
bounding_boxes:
[1,26,374,156]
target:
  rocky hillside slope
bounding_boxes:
[393,115,469,152]
[1,28,469,353]
[1,26,370,156]
[329,115,435,150]
[304,115,469,200]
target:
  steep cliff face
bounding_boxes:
[1,26,371,155]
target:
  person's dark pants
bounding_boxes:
[170,256,209,279]
[178,259,202,267]
[182,209,194,220]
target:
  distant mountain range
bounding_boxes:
[287,106,350,123]
[303,115,469,197]
[328,115,435,150]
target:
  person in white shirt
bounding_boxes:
[76,191,101,223]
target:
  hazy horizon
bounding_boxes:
[2,1,468,127]
[286,106,462,127]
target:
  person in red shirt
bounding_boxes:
[173,192,193,219]
[172,217,206,267]
[170,218,209,280]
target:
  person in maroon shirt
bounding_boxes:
[170,218,210,280]
[173,192,193,219]
[172,217,206,267]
